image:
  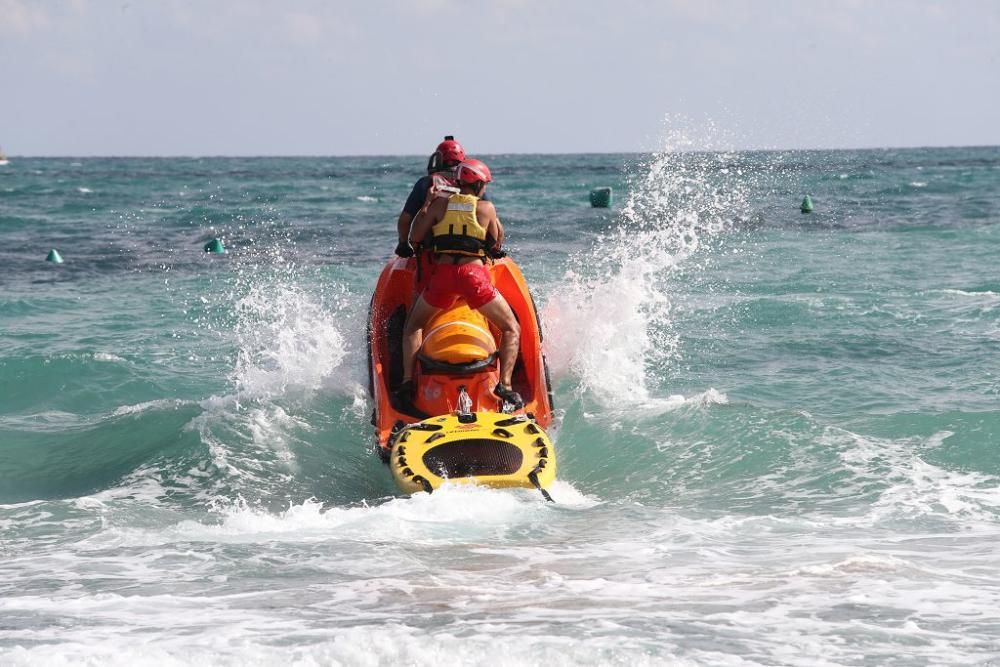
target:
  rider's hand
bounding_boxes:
[394,241,414,258]
[487,246,507,259]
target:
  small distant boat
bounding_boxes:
[0,147,8,166]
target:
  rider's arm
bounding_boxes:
[480,201,504,249]
[410,197,445,245]
[492,217,505,249]
[396,212,413,246]
[398,177,430,243]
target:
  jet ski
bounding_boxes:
[367,254,556,499]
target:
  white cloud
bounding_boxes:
[283,11,325,44]
[0,0,50,35]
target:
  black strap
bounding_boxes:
[528,466,554,502]
[411,475,433,494]
[431,235,487,255]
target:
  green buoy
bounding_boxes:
[590,187,612,208]
[46,249,63,263]
[801,195,814,213]
[204,238,226,254]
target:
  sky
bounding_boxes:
[1,0,998,156]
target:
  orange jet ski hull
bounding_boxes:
[367,255,554,465]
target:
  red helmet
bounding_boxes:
[435,139,465,165]
[455,159,492,185]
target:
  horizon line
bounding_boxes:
[3,143,999,159]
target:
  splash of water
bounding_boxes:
[230,278,350,403]
[543,122,756,405]
[176,250,370,504]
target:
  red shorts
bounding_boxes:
[422,261,497,310]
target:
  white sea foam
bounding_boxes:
[936,288,999,296]
[830,427,1000,525]
[186,398,303,492]
[5,485,999,667]
[684,387,728,407]
[792,553,912,577]
[76,186,93,194]
[0,624,692,667]
[356,195,378,202]
[0,499,46,511]
[0,410,91,430]
[93,481,593,548]
[71,467,171,509]
[935,288,1000,303]
[111,398,193,417]
[593,388,729,425]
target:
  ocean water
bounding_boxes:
[1,144,999,666]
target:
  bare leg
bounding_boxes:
[477,293,521,387]
[401,296,440,383]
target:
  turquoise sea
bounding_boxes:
[1,145,999,665]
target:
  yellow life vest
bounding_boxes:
[430,193,488,257]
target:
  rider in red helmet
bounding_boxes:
[399,157,522,409]
[428,138,466,173]
[394,136,490,257]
